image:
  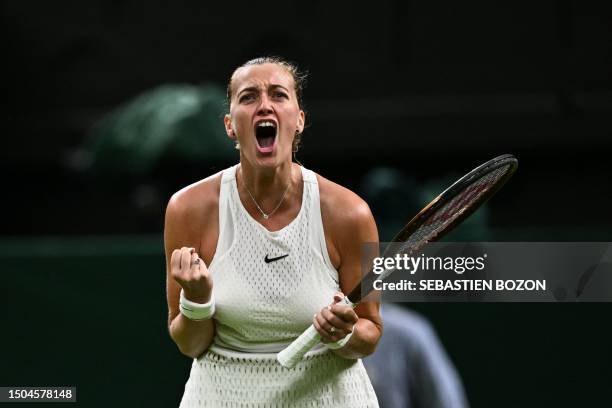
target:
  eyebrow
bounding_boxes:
[237,84,290,97]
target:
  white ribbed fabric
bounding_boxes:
[179,164,379,407]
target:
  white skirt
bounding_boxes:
[179,346,379,407]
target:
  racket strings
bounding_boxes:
[358,159,515,295]
[398,164,512,255]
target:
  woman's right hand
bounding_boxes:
[170,247,213,304]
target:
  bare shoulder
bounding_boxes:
[164,171,223,257]
[315,173,378,266]
[316,173,375,229]
[166,171,222,222]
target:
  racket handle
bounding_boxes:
[277,324,320,368]
[278,297,356,368]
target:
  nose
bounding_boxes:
[257,93,274,115]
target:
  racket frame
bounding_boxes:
[347,154,518,303]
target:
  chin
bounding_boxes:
[250,151,290,170]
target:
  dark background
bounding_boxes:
[1,1,611,407]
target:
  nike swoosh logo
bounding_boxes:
[264,254,289,263]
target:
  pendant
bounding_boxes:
[263,214,269,219]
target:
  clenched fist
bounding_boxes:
[170,247,213,304]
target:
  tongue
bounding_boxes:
[258,136,275,147]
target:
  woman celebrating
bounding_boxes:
[165,57,381,407]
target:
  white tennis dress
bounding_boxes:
[179,164,379,407]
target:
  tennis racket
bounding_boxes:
[277,154,518,368]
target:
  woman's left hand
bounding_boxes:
[313,292,358,343]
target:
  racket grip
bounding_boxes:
[276,324,321,368]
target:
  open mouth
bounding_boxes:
[255,120,277,151]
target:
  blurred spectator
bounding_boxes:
[363,304,469,408]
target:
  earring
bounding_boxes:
[231,130,240,150]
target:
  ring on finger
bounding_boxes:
[192,258,200,266]
[329,326,336,334]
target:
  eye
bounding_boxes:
[239,93,256,103]
[273,91,288,99]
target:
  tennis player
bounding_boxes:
[165,57,382,407]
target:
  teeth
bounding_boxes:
[257,121,276,128]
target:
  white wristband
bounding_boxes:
[326,327,354,350]
[179,289,215,321]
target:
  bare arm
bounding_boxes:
[165,183,218,359]
[314,179,383,359]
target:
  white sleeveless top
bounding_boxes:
[179,164,380,407]
[208,164,340,353]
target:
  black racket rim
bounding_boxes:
[347,154,518,303]
[389,154,518,244]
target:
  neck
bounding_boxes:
[238,160,295,207]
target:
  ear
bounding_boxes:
[224,114,236,140]
[297,110,305,134]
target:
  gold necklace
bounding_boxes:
[241,170,291,220]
